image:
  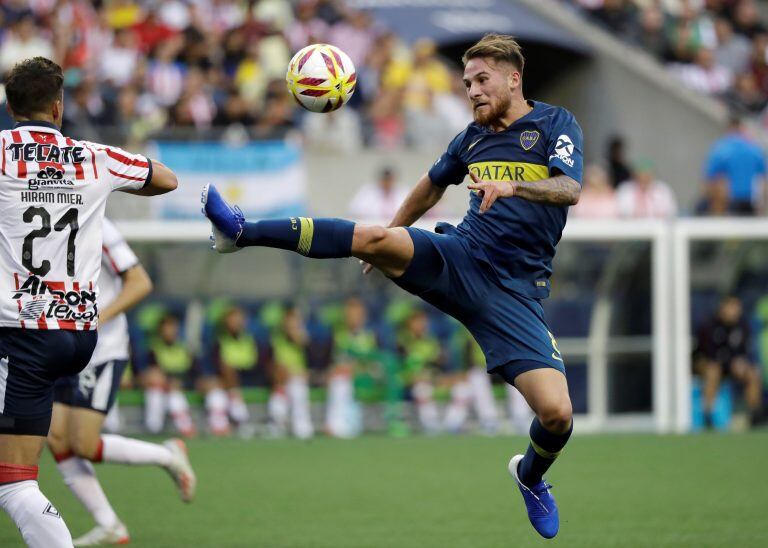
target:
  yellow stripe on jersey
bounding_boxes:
[297,217,314,256]
[468,161,549,182]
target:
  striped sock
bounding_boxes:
[518,417,573,487]
[238,218,355,258]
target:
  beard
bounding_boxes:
[473,94,512,126]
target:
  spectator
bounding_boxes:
[434,70,474,135]
[607,135,632,188]
[713,16,751,74]
[325,296,379,438]
[694,296,766,428]
[749,32,768,95]
[444,328,500,434]
[616,159,678,218]
[327,9,376,69]
[671,47,732,95]
[212,306,259,436]
[146,35,186,107]
[267,305,314,439]
[348,166,410,221]
[703,115,767,214]
[99,27,141,88]
[725,72,767,115]
[571,164,620,218]
[590,0,637,36]
[0,13,55,74]
[143,313,197,437]
[631,4,668,59]
[397,308,444,434]
[731,0,766,39]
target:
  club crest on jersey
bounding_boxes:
[520,130,540,151]
[27,167,74,190]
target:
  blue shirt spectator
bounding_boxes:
[704,117,766,214]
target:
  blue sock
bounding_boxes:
[237,217,355,258]
[518,417,572,488]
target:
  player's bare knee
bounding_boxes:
[354,225,389,255]
[70,432,100,460]
[47,431,69,456]
[539,401,573,433]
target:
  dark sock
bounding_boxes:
[237,217,355,258]
[703,410,714,429]
[518,418,573,488]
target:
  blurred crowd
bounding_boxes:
[0,0,470,149]
[571,0,768,120]
[109,297,532,439]
[573,116,767,218]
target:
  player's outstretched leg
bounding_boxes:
[202,184,354,257]
[499,368,572,539]
[201,184,414,277]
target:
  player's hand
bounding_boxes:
[360,260,373,275]
[467,171,516,214]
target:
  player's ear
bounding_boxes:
[51,93,64,123]
[508,68,520,92]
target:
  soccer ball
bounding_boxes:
[286,44,356,113]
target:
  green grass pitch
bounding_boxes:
[2,434,767,547]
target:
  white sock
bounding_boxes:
[100,434,173,467]
[413,381,440,433]
[444,380,471,432]
[507,384,533,434]
[326,375,355,438]
[103,402,121,433]
[0,480,73,548]
[228,393,250,424]
[469,367,499,431]
[168,390,195,435]
[287,377,314,439]
[144,388,165,433]
[268,390,289,432]
[205,388,230,433]
[56,457,118,528]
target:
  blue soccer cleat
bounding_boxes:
[201,183,244,253]
[508,454,560,539]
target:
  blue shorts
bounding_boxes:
[392,225,565,384]
[0,328,97,435]
[54,359,128,414]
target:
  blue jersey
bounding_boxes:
[427,100,583,299]
[704,132,766,202]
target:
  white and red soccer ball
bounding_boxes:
[286,44,356,113]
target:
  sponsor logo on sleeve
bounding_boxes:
[549,134,575,167]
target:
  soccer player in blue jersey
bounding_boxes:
[202,34,581,539]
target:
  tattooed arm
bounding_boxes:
[467,172,580,213]
[513,175,581,207]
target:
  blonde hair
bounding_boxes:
[462,34,525,73]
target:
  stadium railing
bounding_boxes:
[115,217,768,434]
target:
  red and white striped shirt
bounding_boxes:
[0,121,151,331]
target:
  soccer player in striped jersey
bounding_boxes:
[0,57,177,547]
[47,218,196,546]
